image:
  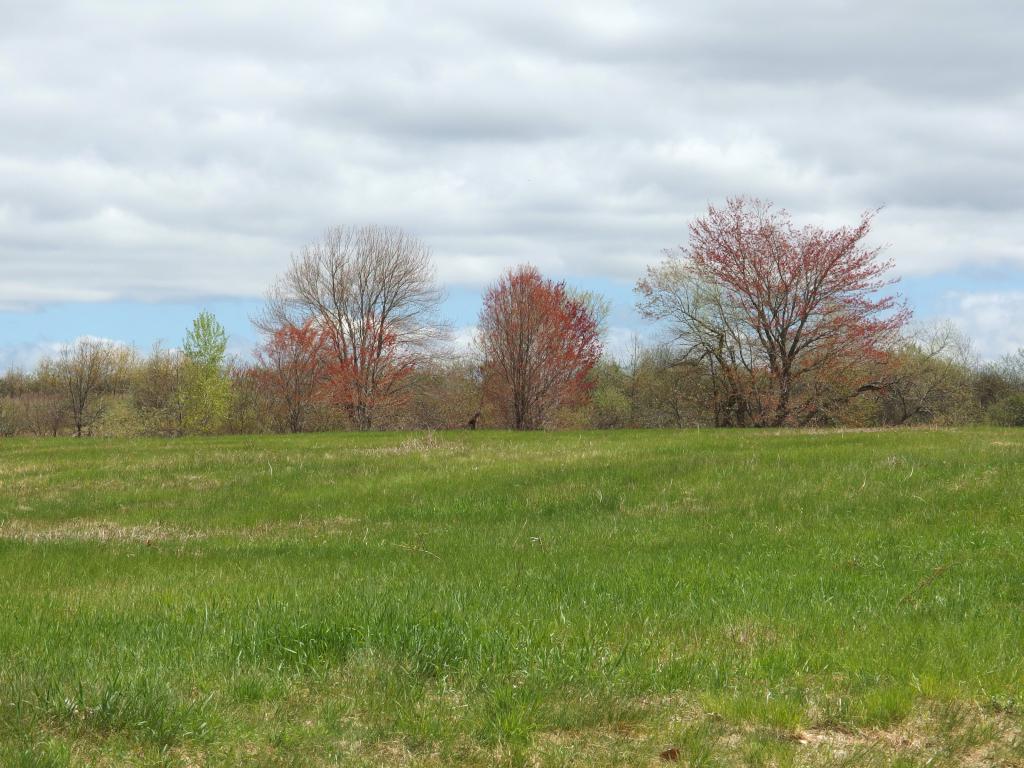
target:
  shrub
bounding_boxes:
[591,385,630,429]
[988,394,1024,427]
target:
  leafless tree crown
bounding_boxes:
[259,225,448,429]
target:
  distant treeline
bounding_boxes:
[2,199,1024,437]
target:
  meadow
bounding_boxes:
[1,428,1022,767]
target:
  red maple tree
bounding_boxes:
[478,265,603,429]
[254,319,328,432]
[318,317,419,430]
[639,197,910,426]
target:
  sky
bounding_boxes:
[2,1,1022,369]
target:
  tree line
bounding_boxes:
[2,198,1023,437]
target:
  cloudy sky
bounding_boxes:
[2,0,1022,368]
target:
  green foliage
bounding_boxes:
[591,384,630,429]
[988,393,1024,426]
[183,310,228,369]
[179,312,232,434]
[89,395,145,437]
[132,344,186,436]
[179,364,232,435]
[1,428,1022,765]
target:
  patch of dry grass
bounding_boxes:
[0,516,359,544]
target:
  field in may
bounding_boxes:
[1,428,1023,767]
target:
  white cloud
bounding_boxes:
[0,340,65,372]
[451,325,477,354]
[0,0,1022,351]
[951,292,1024,359]
[0,335,129,372]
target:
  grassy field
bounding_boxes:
[1,428,1022,767]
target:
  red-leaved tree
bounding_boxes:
[318,318,417,429]
[478,265,603,429]
[254,319,328,433]
[637,197,910,426]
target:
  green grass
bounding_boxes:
[1,428,1022,766]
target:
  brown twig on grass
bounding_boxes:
[899,563,952,605]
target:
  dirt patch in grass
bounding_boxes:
[534,697,1024,768]
[789,704,1022,766]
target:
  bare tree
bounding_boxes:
[877,322,978,425]
[132,342,186,436]
[0,397,14,436]
[993,349,1024,388]
[51,338,132,437]
[260,225,447,430]
[636,258,757,426]
[19,394,69,436]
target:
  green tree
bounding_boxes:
[180,311,232,434]
[184,311,228,368]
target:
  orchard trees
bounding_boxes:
[478,265,603,430]
[261,226,447,430]
[637,197,909,426]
